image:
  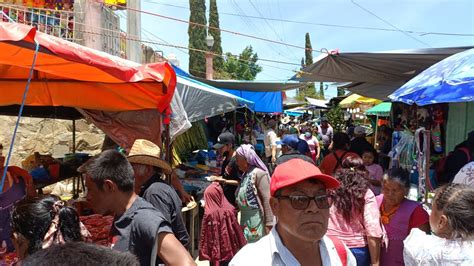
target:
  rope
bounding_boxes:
[0,40,40,192]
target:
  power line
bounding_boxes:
[350,0,431,47]
[144,0,474,37]
[228,0,297,63]
[247,0,301,62]
[73,26,301,72]
[109,2,325,54]
[73,18,299,68]
[141,25,284,80]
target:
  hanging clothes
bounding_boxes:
[199,183,247,264]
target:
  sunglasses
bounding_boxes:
[276,194,332,210]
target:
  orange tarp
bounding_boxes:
[0,22,176,112]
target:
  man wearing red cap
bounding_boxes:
[230,158,356,266]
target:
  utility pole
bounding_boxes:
[127,0,142,63]
[80,0,102,51]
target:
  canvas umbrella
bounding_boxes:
[389,48,474,105]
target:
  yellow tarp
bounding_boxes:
[339,94,381,108]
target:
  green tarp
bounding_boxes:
[366,102,392,117]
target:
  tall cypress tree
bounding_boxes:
[304,33,317,99]
[319,82,325,99]
[188,0,207,78]
[305,33,313,66]
[209,0,223,71]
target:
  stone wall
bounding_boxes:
[0,116,105,166]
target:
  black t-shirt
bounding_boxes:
[221,155,240,206]
[110,197,173,266]
[139,175,190,248]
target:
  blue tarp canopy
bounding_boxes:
[389,48,474,105]
[172,65,254,122]
[222,89,283,113]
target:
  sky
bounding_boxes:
[123,0,474,98]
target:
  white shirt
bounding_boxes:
[404,228,474,266]
[230,227,356,266]
[453,162,474,186]
[264,129,277,158]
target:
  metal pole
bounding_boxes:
[164,123,172,184]
[374,115,379,150]
[72,119,76,153]
[424,130,431,204]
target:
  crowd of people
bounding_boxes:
[1,116,473,265]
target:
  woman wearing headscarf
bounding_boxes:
[234,144,273,243]
[199,183,247,266]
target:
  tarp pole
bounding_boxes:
[72,119,76,153]
[424,130,431,203]
[165,123,172,184]
[374,115,379,149]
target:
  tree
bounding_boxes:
[305,33,313,66]
[326,105,345,132]
[188,0,207,78]
[319,82,325,99]
[296,33,317,100]
[337,87,346,97]
[219,46,262,80]
[208,0,224,71]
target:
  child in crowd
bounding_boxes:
[404,183,474,265]
[362,150,383,195]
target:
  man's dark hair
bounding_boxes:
[333,132,351,150]
[21,242,139,266]
[82,149,134,192]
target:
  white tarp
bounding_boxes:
[176,75,254,123]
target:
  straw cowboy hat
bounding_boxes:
[281,116,291,125]
[127,139,172,174]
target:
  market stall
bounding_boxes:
[294,47,472,99]
[388,48,474,202]
[365,102,392,151]
[0,22,176,193]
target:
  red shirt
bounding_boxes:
[320,150,360,175]
[408,205,429,232]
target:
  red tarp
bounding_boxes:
[0,22,176,112]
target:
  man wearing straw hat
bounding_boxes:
[80,150,194,265]
[127,139,190,249]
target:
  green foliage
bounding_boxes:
[337,87,346,97]
[319,82,325,99]
[326,105,346,132]
[296,33,320,101]
[296,83,318,101]
[305,32,313,66]
[188,0,207,78]
[220,46,262,80]
[209,0,224,71]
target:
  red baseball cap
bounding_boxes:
[270,159,340,196]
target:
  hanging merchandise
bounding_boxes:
[431,106,445,153]
[389,130,416,171]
